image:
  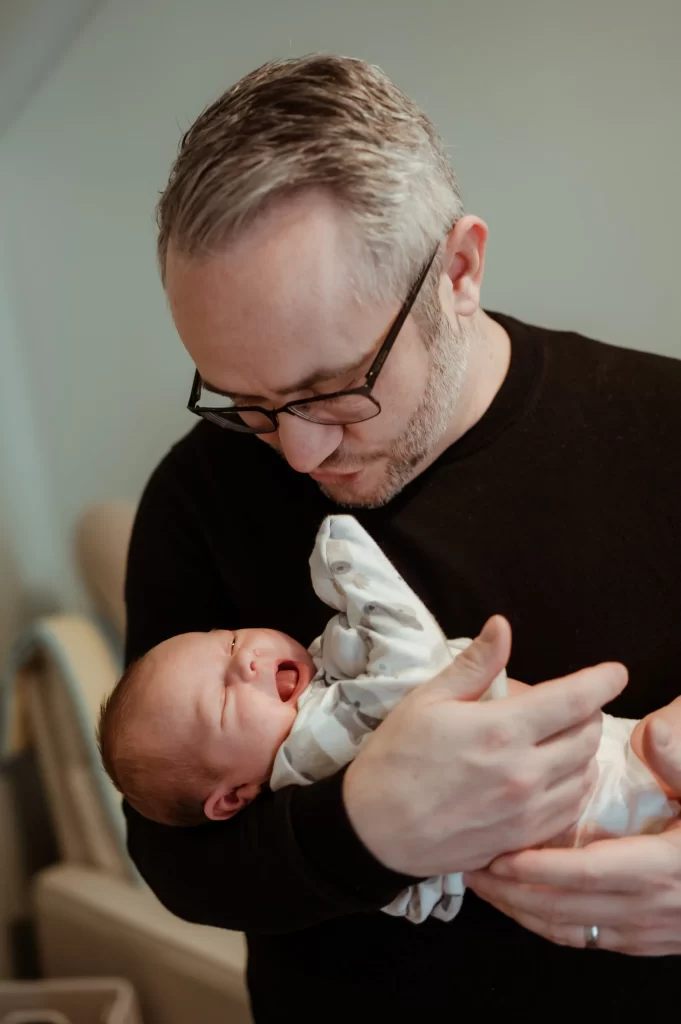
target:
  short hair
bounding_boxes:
[97,655,221,827]
[156,54,463,304]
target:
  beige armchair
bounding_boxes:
[3,502,251,1024]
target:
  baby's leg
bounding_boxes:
[506,678,531,697]
[497,688,680,846]
[630,696,681,799]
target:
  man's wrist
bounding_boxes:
[289,768,419,907]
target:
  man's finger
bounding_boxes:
[466,870,637,927]
[477,900,627,952]
[420,614,511,703]
[488,833,678,892]
[537,713,603,787]
[514,662,628,745]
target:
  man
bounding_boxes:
[125,55,681,1019]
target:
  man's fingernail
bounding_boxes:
[490,860,511,877]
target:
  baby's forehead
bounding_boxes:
[157,630,218,659]
[140,631,216,689]
[246,627,281,640]
[240,626,293,643]
[131,635,212,715]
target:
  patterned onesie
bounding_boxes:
[271,515,679,924]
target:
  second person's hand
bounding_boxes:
[343,616,628,877]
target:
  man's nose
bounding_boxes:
[273,414,343,474]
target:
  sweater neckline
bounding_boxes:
[433,310,545,467]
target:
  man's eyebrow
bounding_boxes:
[202,348,374,401]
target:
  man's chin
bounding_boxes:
[311,461,404,509]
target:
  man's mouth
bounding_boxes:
[275,661,300,701]
[308,469,360,483]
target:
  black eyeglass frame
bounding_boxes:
[187,246,439,434]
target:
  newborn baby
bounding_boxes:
[99,515,681,923]
[100,625,317,824]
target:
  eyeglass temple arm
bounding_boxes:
[364,247,439,386]
[188,369,203,407]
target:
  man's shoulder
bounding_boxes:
[155,419,274,481]
[523,315,679,382]
[551,324,681,424]
[498,311,678,373]
[498,311,681,416]
[133,421,283,535]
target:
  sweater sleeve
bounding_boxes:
[123,447,414,934]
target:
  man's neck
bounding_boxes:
[413,309,512,478]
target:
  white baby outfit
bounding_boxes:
[270,514,679,924]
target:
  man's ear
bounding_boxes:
[440,215,489,318]
[204,781,262,821]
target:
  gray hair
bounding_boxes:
[156,54,464,303]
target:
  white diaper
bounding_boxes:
[550,713,679,847]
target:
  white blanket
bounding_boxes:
[271,514,679,923]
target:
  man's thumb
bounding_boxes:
[424,615,512,703]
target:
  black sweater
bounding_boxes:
[124,312,681,1020]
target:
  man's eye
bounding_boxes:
[321,376,362,396]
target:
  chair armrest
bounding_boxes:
[3,614,132,877]
[33,864,250,1024]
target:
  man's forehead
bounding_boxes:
[166,189,356,325]
[166,212,390,396]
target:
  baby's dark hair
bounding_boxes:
[97,653,222,827]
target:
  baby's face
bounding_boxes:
[136,627,315,819]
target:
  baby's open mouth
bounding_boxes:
[275,662,300,701]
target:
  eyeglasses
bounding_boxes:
[187,247,438,434]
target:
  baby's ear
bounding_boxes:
[204,782,262,821]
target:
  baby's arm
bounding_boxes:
[630,696,681,799]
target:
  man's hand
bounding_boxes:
[343,616,627,877]
[467,717,681,955]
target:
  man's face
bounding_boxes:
[166,193,471,507]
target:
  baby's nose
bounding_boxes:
[235,649,259,681]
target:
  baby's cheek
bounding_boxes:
[283,704,299,736]
[274,707,298,750]
[257,715,296,783]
